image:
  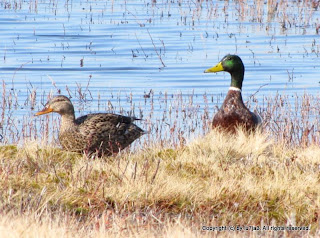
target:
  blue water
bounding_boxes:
[0,0,319,145]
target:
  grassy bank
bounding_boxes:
[0,128,319,237]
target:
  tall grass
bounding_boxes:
[1,78,320,237]
[1,0,319,33]
[0,128,319,237]
[1,0,320,236]
[2,81,320,148]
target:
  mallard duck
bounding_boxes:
[204,54,261,133]
[35,95,145,156]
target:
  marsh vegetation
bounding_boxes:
[1,0,320,237]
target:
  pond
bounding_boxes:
[0,0,320,147]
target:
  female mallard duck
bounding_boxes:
[35,95,145,156]
[204,54,261,133]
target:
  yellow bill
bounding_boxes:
[204,62,224,73]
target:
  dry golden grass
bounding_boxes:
[0,210,219,238]
[0,128,319,237]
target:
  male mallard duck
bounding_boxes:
[204,54,261,133]
[35,95,145,156]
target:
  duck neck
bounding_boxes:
[60,113,76,133]
[223,88,245,108]
[230,70,244,90]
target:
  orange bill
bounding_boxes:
[35,107,53,116]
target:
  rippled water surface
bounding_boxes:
[1,0,320,144]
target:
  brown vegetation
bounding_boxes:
[0,124,319,237]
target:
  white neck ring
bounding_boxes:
[229,87,242,92]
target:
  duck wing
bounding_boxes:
[77,113,144,154]
[59,113,144,156]
[212,90,262,133]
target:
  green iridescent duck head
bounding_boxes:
[204,54,245,90]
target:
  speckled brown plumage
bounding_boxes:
[36,95,145,156]
[212,90,261,133]
[204,54,262,133]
